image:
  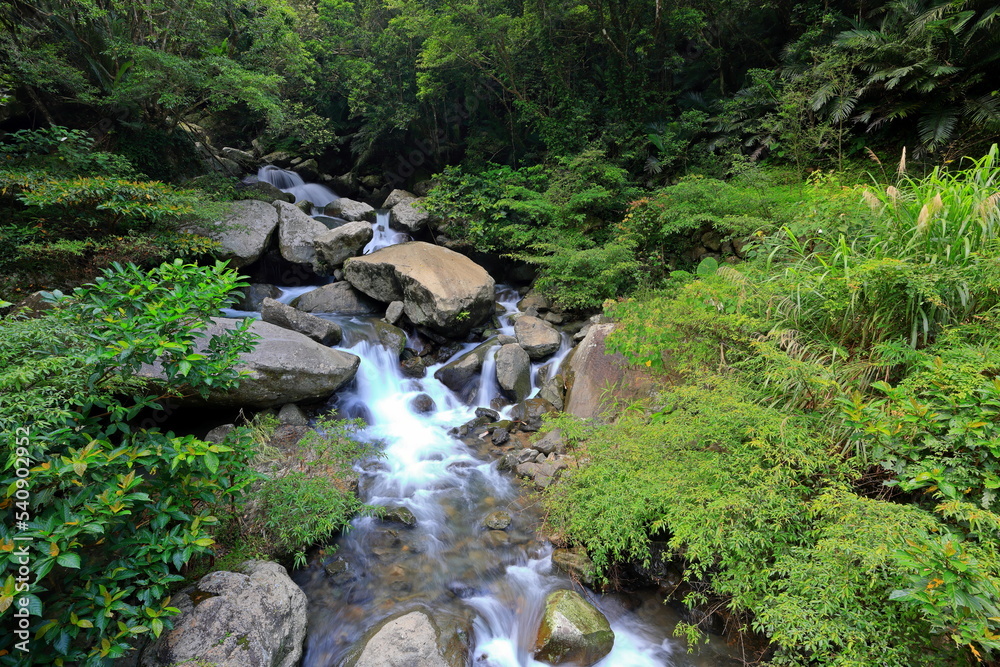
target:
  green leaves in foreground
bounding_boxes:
[0,260,257,665]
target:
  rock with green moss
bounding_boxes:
[533,589,614,666]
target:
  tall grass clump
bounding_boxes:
[767,144,1000,350]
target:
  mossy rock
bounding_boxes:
[534,589,614,666]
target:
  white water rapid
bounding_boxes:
[231,168,732,665]
[291,309,731,666]
[256,165,339,208]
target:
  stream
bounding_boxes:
[243,168,735,667]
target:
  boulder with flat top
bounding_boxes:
[344,242,494,336]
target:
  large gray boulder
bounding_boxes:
[293,282,381,315]
[533,589,614,667]
[315,221,373,270]
[276,200,328,272]
[389,198,429,234]
[351,611,456,667]
[514,315,561,360]
[200,200,279,267]
[140,318,359,408]
[326,197,376,222]
[141,561,307,667]
[261,297,342,346]
[381,189,416,209]
[344,242,495,336]
[564,324,655,420]
[221,147,257,171]
[495,343,531,402]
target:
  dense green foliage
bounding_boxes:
[543,150,1000,664]
[4,0,999,176]
[0,261,258,664]
[0,126,227,293]
[0,262,378,664]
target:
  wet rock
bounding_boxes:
[382,188,416,209]
[352,611,452,667]
[483,530,510,549]
[263,150,295,167]
[533,589,614,666]
[276,200,329,272]
[433,341,464,363]
[381,506,417,527]
[538,374,566,410]
[517,290,551,313]
[510,398,557,432]
[221,147,257,170]
[497,333,517,345]
[278,403,309,426]
[140,561,306,667]
[534,429,566,455]
[244,180,296,204]
[323,558,357,586]
[389,198,429,234]
[325,197,376,222]
[236,283,280,311]
[329,173,360,197]
[517,449,540,463]
[261,297,342,345]
[495,343,531,402]
[344,242,495,336]
[139,318,359,408]
[491,428,510,445]
[433,340,497,400]
[293,282,381,315]
[385,300,405,325]
[514,315,561,360]
[400,356,427,378]
[483,510,511,530]
[295,158,319,181]
[475,407,501,421]
[374,321,407,356]
[410,393,436,414]
[195,200,279,268]
[552,549,595,586]
[446,581,481,599]
[315,221,373,270]
[497,453,518,472]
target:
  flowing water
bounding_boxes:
[256,165,340,209]
[237,169,734,666]
[291,308,734,666]
[365,211,410,254]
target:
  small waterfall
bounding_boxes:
[364,210,409,253]
[257,165,339,208]
[224,283,727,666]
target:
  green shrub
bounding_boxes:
[0,260,258,664]
[257,417,381,566]
[543,382,960,666]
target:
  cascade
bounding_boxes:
[233,169,730,666]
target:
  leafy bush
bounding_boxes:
[0,126,137,178]
[543,382,957,665]
[256,417,381,566]
[0,260,258,664]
